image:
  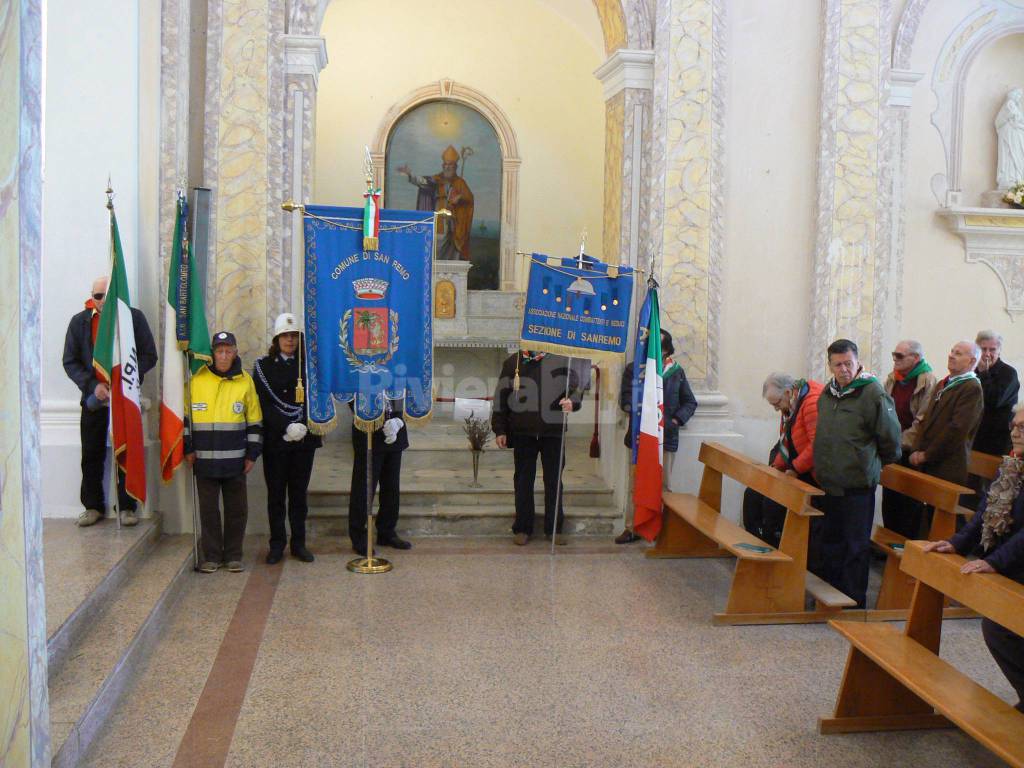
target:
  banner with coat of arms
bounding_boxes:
[302,204,434,432]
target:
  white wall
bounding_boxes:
[718,0,823,460]
[314,0,607,273]
[41,1,163,517]
[902,8,1024,377]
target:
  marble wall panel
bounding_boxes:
[0,1,49,765]
[205,0,286,361]
[809,0,892,377]
[649,0,724,390]
[592,0,628,53]
[603,92,625,263]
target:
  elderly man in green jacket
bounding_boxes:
[813,338,902,608]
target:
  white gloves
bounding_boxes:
[284,422,308,442]
[382,418,404,444]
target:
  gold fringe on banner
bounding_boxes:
[363,236,379,252]
[307,411,338,437]
[517,338,627,367]
[403,409,434,427]
[353,411,387,435]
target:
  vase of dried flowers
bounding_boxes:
[463,416,491,488]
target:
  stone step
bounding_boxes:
[49,534,193,768]
[308,502,621,537]
[45,516,163,672]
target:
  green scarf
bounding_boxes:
[894,358,932,382]
[934,371,978,399]
[829,371,877,398]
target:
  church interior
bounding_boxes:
[4,0,1024,766]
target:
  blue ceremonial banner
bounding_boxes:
[302,204,434,432]
[519,253,635,362]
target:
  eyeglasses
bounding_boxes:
[1011,422,1024,434]
[92,292,106,300]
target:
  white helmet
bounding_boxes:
[273,312,301,339]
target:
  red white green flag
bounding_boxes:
[93,204,147,504]
[632,287,664,541]
[160,195,211,481]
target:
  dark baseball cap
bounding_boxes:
[212,330,237,348]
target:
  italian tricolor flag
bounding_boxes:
[632,288,664,541]
[93,206,146,504]
[160,195,211,481]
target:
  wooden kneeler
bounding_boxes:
[647,442,849,624]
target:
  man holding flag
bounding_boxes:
[617,284,697,543]
[64,227,157,527]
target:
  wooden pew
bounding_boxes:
[871,464,972,613]
[820,540,1024,767]
[647,441,853,624]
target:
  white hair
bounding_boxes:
[762,372,796,400]
[899,339,923,357]
[976,329,1003,346]
[953,340,982,367]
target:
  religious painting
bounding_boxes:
[386,101,502,290]
[434,279,456,319]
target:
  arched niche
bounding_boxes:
[930,1,1024,203]
[303,0,650,52]
[369,80,522,291]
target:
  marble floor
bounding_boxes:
[74,535,1016,768]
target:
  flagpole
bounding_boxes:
[185,356,201,570]
[550,357,573,556]
[105,181,123,531]
[347,427,392,574]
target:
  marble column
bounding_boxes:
[203,0,286,362]
[594,49,654,270]
[808,0,894,378]
[0,1,50,766]
[283,34,327,319]
[648,0,726,395]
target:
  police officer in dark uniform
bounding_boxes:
[349,399,411,556]
[492,350,583,545]
[253,313,321,564]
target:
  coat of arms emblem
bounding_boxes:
[339,277,399,369]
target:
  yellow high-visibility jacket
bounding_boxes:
[185,359,263,478]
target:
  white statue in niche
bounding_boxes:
[996,88,1024,189]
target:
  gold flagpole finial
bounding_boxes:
[106,176,114,211]
[282,201,305,213]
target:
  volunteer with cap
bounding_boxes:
[184,331,263,573]
[253,313,321,564]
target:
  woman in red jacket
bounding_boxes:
[742,373,823,556]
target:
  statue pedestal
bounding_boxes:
[981,189,1012,209]
[939,205,1024,319]
[433,260,471,337]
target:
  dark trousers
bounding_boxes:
[982,618,1024,710]
[742,484,825,576]
[881,457,925,538]
[196,475,248,563]
[512,435,565,536]
[819,490,875,609]
[349,448,401,545]
[263,449,316,553]
[742,488,786,548]
[80,406,134,512]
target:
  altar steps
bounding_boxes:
[308,426,620,536]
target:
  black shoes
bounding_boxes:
[291,545,315,563]
[266,549,284,565]
[377,534,412,550]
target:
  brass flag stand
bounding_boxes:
[347,429,392,574]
